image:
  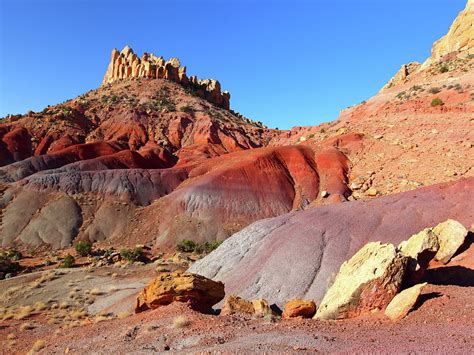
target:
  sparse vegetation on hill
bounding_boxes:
[120,247,144,263]
[60,254,75,268]
[176,240,222,254]
[431,98,444,107]
[75,241,93,257]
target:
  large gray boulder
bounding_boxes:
[189,178,474,307]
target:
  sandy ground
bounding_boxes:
[1,247,473,354]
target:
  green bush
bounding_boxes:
[60,254,75,268]
[176,240,198,253]
[120,247,143,262]
[439,65,449,73]
[431,98,444,107]
[176,240,222,254]
[195,241,223,254]
[75,241,93,257]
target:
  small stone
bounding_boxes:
[366,187,378,196]
[282,300,317,319]
[385,283,427,321]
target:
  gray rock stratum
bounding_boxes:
[189,177,474,307]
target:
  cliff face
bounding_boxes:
[102,45,230,110]
[430,0,473,62]
[383,0,473,89]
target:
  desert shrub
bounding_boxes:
[195,241,223,254]
[0,254,20,278]
[120,247,143,262]
[6,249,22,261]
[431,98,444,107]
[176,240,222,254]
[429,87,442,94]
[176,240,198,253]
[439,65,449,73]
[180,105,195,114]
[172,315,190,328]
[60,254,75,268]
[75,241,93,257]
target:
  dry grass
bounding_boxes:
[15,305,33,320]
[94,315,109,323]
[20,322,35,331]
[90,288,103,296]
[28,339,45,353]
[7,333,16,340]
[117,311,130,319]
[68,308,87,320]
[34,301,47,312]
[172,315,190,328]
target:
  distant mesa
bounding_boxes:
[102,45,231,110]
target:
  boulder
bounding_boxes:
[282,300,316,319]
[188,178,474,308]
[433,219,468,264]
[221,295,276,318]
[315,242,408,320]
[398,228,439,283]
[385,283,427,321]
[221,295,254,315]
[135,272,224,314]
[251,299,276,318]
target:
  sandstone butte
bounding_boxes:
[0,0,472,251]
[0,1,473,353]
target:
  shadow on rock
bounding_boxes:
[424,266,474,287]
[412,291,442,312]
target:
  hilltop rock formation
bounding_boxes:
[102,46,230,109]
[189,177,474,307]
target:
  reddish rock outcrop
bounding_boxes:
[282,300,317,319]
[135,272,225,314]
[102,45,231,109]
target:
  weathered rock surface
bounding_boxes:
[189,178,474,307]
[282,300,317,319]
[220,295,276,318]
[429,0,473,62]
[102,46,231,109]
[398,228,439,283]
[315,242,407,320]
[433,219,468,264]
[221,295,255,315]
[385,283,427,321]
[135,272,224,314]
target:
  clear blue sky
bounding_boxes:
[0,0,467,129]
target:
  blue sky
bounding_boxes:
[0,0,467,129]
